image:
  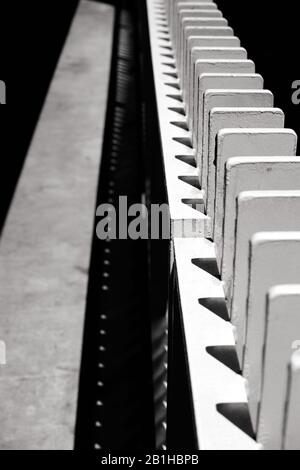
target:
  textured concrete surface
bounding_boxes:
[0,0,114,449]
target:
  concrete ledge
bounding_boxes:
[0,0,114,449]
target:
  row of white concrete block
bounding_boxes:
[156,0,300,449]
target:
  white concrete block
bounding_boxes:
[244,232,300,430]
[178,19,229,69]
[195,73,264,151]
[204,90,274,213]
[205,108,284,206]
[191,61,256,140]
[257,285,300,449]
[284,348,300,450]
[183,36,241,95]
[181,26,234,79]
[232,191,300,366]
[187,48,248,120]
[215,132,298,270]
[170,0,215,31]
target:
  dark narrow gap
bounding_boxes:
[75,0,155,450]
[135,0,170,449]
[166,271,198,450]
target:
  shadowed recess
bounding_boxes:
[168,106,185,116]
[175,155,196,167]
[165,82,180,90]
[198,298,229,321]
[178,175,200,189]
[160,53,174,59]
[166,94,183,103]
[173,136,193,148]
[206,346,241,373]
[182,199,205,212]
[191,258,221,279]
[216,403,255,439]
[170,121,189,131]
[162,62,176,69]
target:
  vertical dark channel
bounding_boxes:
[166,271,198,450]
[75,0,155,450]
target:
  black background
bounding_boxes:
[0,0,299,229]
[0,0,79,230]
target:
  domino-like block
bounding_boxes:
[169,0,215,35]
[232,192,300,365]
[257,285,300,449]
[183,36,241,95]
[214,133,298,267]
[172,3,219,39]
[244,232,300,430]
[204,108,285,208]
[203,91,274,211]
[192,61,256,140]
[284,348,300,450]
[182,26,234,81]
[194,73,264,151]
[178,18,229,68]
[175,9,223,52]
[187,48,248,119]
[175,11,224,62]
[189,60,255,143]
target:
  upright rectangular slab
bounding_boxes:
[170,0,216,36]
[175,9,223,51]
[183,36,241,95]
[215,130,298,269]
[0,0,114,449]
[178,18,229,69]
[232,191,300,366]
[175,10,223,56]
[257,285,300,449]
[192,61,256,140]
[195,73,264,152]
[284,349,300,450]
[203,91,274,211]
[171,3,219,37]
[187,48,248,120]
[204,108,284,204]
[182,26,234,79]
[170,0,215,34]
[244,232,300,430]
